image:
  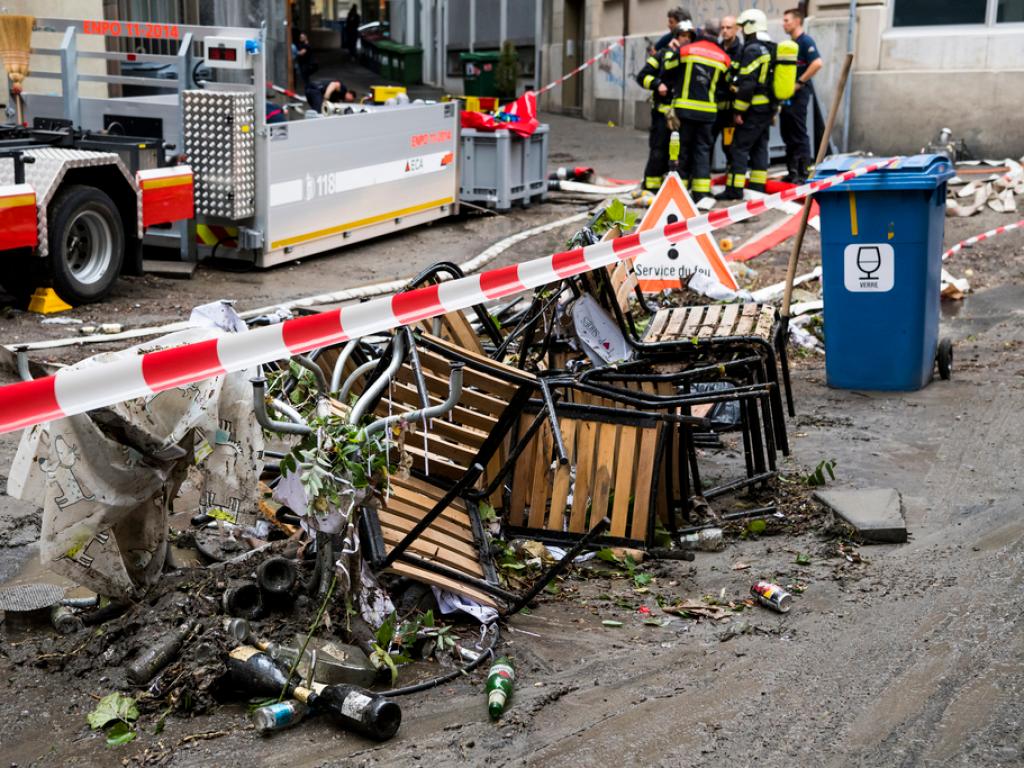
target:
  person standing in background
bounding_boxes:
[711,15,741,169]
[293,31,317,86]
[651,7,691,53]
[780,7,823,183]
[716,9,775,201]
[345,4,362,59]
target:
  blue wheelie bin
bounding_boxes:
[812,154,955,390]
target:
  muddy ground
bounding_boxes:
[2,108,1024,767]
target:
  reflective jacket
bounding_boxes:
[717,38,742,109]
[733,37,775,114]
[672,38,731,122]
[636,46,684,115]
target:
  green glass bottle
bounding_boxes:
[486,657,515,720]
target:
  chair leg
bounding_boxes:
[746,397,767,479]
[687,422,704,498]
[760,391,778,473]
[757,345,791,457]
[739,398,756,480]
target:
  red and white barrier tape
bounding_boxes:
[0,158,896,435]
[267,81,307,103]
[942,218,1024,261]
[536,38,625,96]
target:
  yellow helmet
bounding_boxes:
[737,9,769,34]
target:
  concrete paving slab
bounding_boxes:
[814,488,907,543]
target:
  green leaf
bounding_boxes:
[369,642,399,685]
[422,609,435,628]
[105,721,136,747]
[87,693,139,731]
[633,572,653,587]
[795,553,812,566]
[746,519,767,535]
[595,548,621,564]
[375,612,397,648]
[606,198,626,224]
[602,620,624,627]
[478,501,497,523]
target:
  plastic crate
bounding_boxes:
[459,124,549,211]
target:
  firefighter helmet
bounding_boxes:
[737,9,769,34]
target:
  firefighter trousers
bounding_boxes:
[643,108,670,191]
[678,117,714,194]
[726,110,773,190]
[780,84,813,166]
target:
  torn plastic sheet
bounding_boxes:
[544,545,596,564]
[789,314,824,353]
[6,302,264,599]
[689,382,741,428]
[359,561,396,629]
[432,587,499,625]
[941,268,971,300]
[273,468,356,536]
[569,294,634,365]
[687,266,822,304]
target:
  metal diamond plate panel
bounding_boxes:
[0,148,139,256]
[183,90,256,220]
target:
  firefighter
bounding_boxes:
[636,23,689,192]
[716,9,775,201]
[711,15,741,169]
[780,7,823,183]
[672,24,731,201]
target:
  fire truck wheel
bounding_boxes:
[47,185,124,304]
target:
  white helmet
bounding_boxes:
[737,9,768,34]
[674,20,695,34]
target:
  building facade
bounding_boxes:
[537,0,1024,157]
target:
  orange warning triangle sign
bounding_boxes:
[632,173,738,293]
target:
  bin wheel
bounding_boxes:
[937,338,953,380]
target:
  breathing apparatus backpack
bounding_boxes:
[772,39,799,101]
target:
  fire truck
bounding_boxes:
[0,17,459,305]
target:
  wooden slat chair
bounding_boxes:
[580,359,779,523]
[599,256,793,456]
[358,331,575,609]
[506,399,667,547]
[541,228,782,522]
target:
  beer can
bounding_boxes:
[750,580,792,613]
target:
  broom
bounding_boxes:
[0,15,34,125]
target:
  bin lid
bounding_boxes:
[459,50,501,62]
[812,154,954,193]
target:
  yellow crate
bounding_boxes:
[371,85,408,103]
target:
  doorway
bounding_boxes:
[561,0,584,113]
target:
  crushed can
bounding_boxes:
[750,581,792,613]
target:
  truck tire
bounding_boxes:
[46,185,124,304]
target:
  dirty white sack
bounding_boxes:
[7,302,264,598]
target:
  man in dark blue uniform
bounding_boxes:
[652,6,691,53]
[710,14,741,169]
[780,8,823,184]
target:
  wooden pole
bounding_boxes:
[780,52,854,319]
